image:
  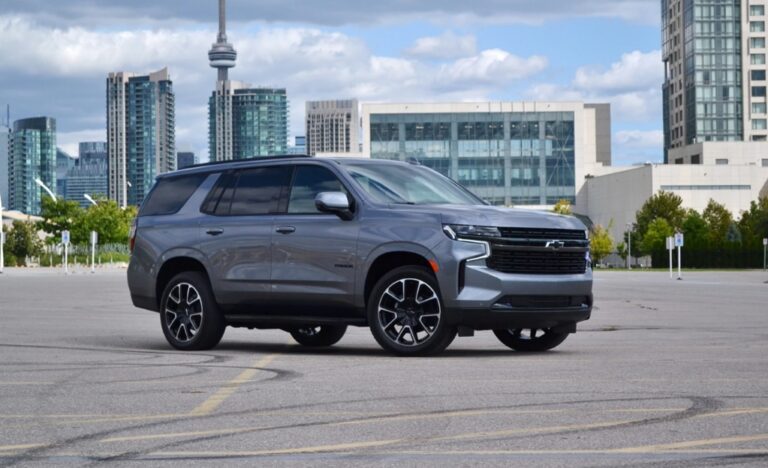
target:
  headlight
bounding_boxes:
[442,224,501,240]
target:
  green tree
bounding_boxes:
[702,199,733,245]
[681,209,708,248]
[616,241,628,263]
[589,223,614,265]
[552,199,573,215]
[79,198,136,245]
[37,196,85,245]
[5,221,43,266]
[738,197,768,244]
[633,191,685,255]
[640,218,674,255]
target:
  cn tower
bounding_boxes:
[208,0,237,81]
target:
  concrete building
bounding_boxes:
[176,151,197,170]
[107,68,175,207]
[662,0,768,161]
[208,0,288,160]
[362,101,611,206]
[7,117,57,215]
[65,142,107,208]
[306,99,359,156]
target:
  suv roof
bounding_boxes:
[162,155,408,180]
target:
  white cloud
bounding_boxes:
[573,50,661,94]
[438,49,548,91]
[529,50,662,123]
[0,16,548,161]
[614,130,664,148]
[406,31,477,60]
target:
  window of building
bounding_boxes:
[715,158,729,165]
[751,21,766,32]
[288,166,348,214]
[752,70,767,81]
[751,54,766,64]
[752,102,767,114]
[752,37,767,49]
[752,86,767,97]
[762,158,768,166]
[751,5,765,16]
[753,135,768,141]
[691,154,701,164]
[228,166,292,216]
[675,158,684,164]
[754,119,768,130]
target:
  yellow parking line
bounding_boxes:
[188,353,279,416]
[430,419,635,442]
[0,443,47,452]
[613,433,768,453]
[101,426,267,443]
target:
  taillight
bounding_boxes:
[129,218,137,253]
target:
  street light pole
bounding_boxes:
[626,223,632,270]
[34,178,56,200]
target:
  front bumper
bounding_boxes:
[440,241,593,329]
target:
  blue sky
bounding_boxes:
[0,0,664,165]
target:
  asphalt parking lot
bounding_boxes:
[0,268,766,467]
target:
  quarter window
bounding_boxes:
[288,166,348,214]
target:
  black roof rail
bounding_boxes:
[186,154,310,170]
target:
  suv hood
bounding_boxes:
[391,204,586,231]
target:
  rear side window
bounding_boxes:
[229,166,293,216]
[288,166,348,214]
[139,173,207,216]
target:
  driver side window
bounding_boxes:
[288,166,348,214]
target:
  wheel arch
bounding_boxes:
[362,244,437,308]
[155,254,212,309]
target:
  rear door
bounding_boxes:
[198,165,293,308]
[270,164,360,315]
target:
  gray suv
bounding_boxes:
[128,156,592,356]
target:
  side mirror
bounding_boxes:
[315,192,353,220]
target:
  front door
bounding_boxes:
[270,165,360,315]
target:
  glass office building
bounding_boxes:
[209,86,288,160]
[7,117,57,215]
[364,103,611,206]
[107,68,175,207]
[65,142,107,208]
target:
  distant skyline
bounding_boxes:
[0,0,662,165]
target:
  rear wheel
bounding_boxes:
[160,272,225,351]
[493,328,569,352]
[368,266,456,356]
[289,325,347,347]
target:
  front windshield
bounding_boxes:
[343,163,484,206]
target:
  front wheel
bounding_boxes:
[368,266,456,356]
[493,328,569,352]
[289,325,347,347]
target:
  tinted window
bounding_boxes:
[288,166,347,214]
[229,166,292,216]
[140,173,207,216]
[752,70,767,81]
[200,172,231,215]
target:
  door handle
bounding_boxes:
[275,226,296,234]
[206,228,224,236]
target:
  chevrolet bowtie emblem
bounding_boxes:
[545,240,565,250]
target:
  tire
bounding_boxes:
[493,328,569,352]
[160,271,225,351]
[367,265,456,356]
[289,325,347,347]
